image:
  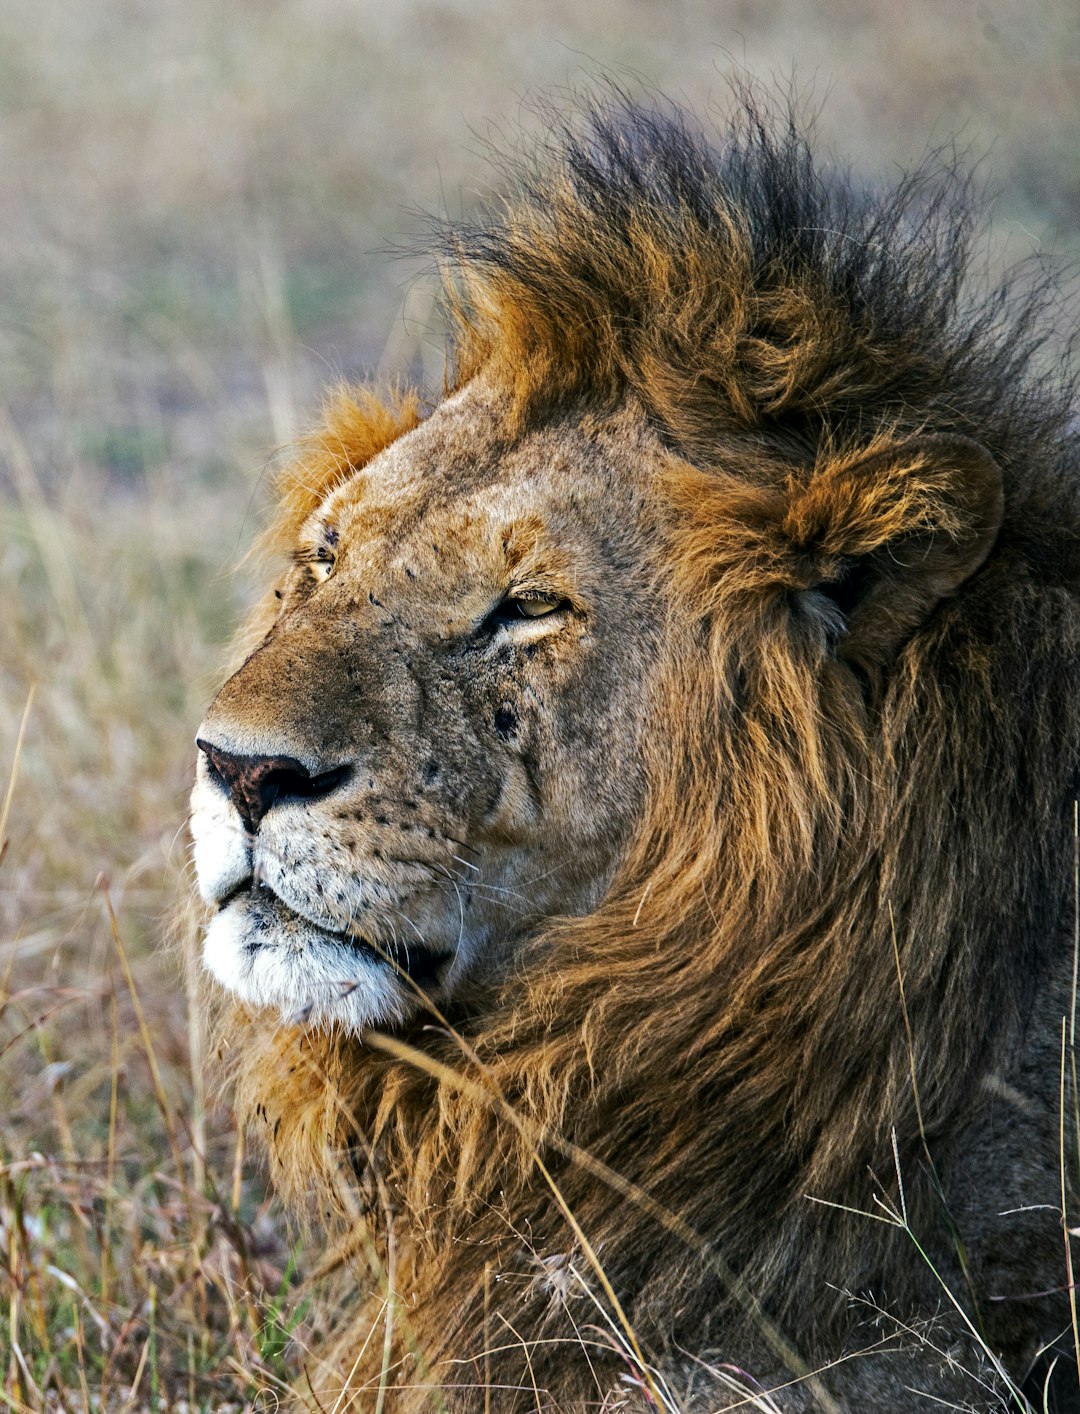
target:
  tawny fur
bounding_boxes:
[204,94,1080,1410]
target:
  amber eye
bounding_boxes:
[479,592,568,635]
[513,594,563,618]
[311,556,335,583]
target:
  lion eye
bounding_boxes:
[478,592,568,635]
[514,594,563,618]
[311,556,335,583]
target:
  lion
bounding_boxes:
[190,94,1080,1411]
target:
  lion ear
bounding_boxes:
[785,434,1004,667]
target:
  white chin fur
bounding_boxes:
[202,906,410,1031]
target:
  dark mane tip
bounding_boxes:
[438,86,1076,487]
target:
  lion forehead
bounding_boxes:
[318,380,507,519]
[315,382,652,586]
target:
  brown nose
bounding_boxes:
[197,740,350,830]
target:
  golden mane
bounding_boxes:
[220,93,1080,1408]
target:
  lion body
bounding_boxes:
[191,97,1080,1410]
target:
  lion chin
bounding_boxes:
[191,90,1080,1414]
[199,899,415,1031]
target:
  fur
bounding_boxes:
[202,92,1080,1410]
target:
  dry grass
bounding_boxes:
[2,0,1078,1408]
[0,438,303,1408]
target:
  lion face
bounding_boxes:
[191,383,661,1029]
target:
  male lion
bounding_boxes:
[190,96,1080,1411]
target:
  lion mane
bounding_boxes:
[216,94,1080,1410]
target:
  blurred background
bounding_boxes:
[2,0,1078,1406]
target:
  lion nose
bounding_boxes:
[196,739,351,831]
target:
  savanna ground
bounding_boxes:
[2,1,1078,1409]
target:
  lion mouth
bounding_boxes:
[218,878,451,988]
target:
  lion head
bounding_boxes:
[191,96,1080,1410]
[191,384,660,1034]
